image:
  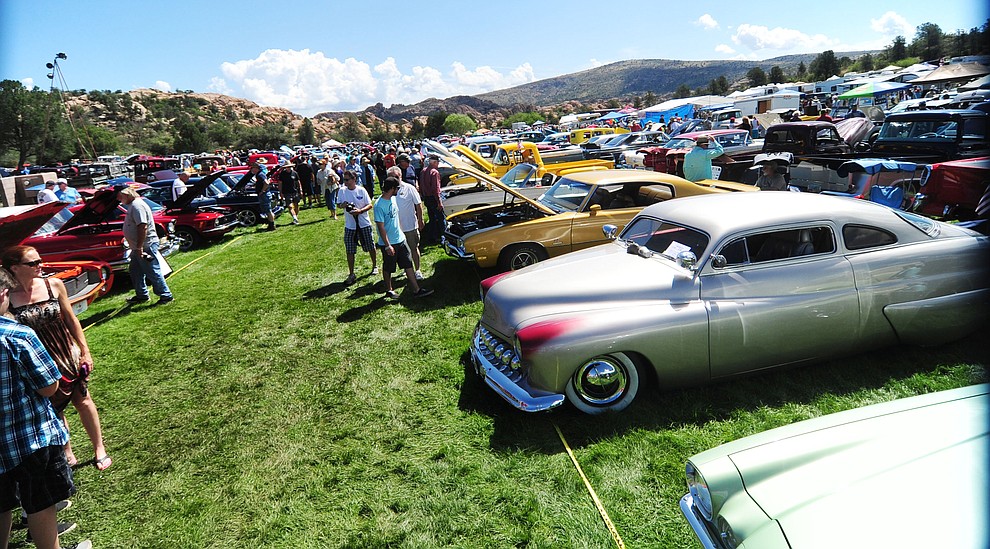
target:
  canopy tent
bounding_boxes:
[640,104,694,125]
[597,111,631,121]
[959,74,990,90]
[836,159,918,178]
[838,81,910,99]
[910,62,990,84]
[321,138,343,148]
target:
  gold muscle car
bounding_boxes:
[443,166,757,271]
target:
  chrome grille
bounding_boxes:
[475,326,523,381]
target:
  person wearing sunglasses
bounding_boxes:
[1,246,111,473]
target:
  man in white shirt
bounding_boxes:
[387,166,425,280]
[36,181,58,204]
[338,170,378,285]
[171,173,191,202]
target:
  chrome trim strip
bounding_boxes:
[679,494,721,549]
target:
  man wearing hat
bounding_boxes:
[418,154,444,245]
[55,178,83,204]
[36,180,58,204]
[682,135,724,183]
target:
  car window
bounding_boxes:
[720,226,835,264]
[842,224,897,250]
[540,177,593,211]
[620,217,709,259]
[961,118,986,139]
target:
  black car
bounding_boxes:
[147,172,284,227]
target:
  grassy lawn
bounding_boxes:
[18,204,987,548]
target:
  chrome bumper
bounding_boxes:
[470,324,565,412]
[203,217,241,237]
[679,494,721,549]
[442,236,475,262]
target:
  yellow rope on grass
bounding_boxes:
[83,236,243,332]
[553,422,626,549]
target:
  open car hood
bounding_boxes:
[174,171,224,209]
[443,157,555,216]
[0,202,67,252]
[58,187,122,233]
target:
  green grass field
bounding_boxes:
[20,204,987,548]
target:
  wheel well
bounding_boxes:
[499,242,548,262]
[621,351,656,391]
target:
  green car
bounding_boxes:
[681,384,989,548]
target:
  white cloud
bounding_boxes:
[588,58,605,69]
[153,80,172,92]
[731,24,837,53]
[215,49,537,115]
[715,44,735,55]
[870,11,912,37]
[697,14,718,30]
[20,77,34,89]
[208,77,232,95]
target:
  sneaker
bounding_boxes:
[126,295,150,304]
[384,290,399,300]
[291,218,299,225]
[413,287,434,298]
[155,296,174,306]
[65,540,93,549]
[415,270,425,281]
[371,267,379,275]
[27,522,76,541]
[344,273,356,285]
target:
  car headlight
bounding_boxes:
[168,220,177,233]
[717,516,739,549]
[686,462,713,520]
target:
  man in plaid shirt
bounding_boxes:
[0,267,80,549]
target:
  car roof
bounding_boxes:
[560,169,697,186]
[639,191,900,237]
[676,129,748,139]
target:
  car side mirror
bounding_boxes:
[589,204,602,214]
[711,254,727,268]
[603,224,618,239]
[677,251,698,270]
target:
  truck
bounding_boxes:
[761,109,989,192]
[448,141,613,185]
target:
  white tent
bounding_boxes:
[321,138,343,148]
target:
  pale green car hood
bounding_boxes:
[693,384,989,548]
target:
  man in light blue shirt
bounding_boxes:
[682,135,724,182]
[54,179,83,204]
[372,177,433,300]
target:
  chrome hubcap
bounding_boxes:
[573,357,627,405]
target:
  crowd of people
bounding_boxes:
[235,142,443,300]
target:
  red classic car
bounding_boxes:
[132,172,240,251]
[1,202,114,315]
[25,188,179,271]
[915,156,990,220]
[653,129,764,181]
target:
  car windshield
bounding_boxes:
[212,178,232,193]
[618,216,710,260]
[539,177,594,212]
[664,137,696,149]
[879,119,960,140]
[34,207,73,235]
[500,163,540,188]
[716,132,750,147]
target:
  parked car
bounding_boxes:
[441,162,551,214]
[633,130,763,182]
[24,188,178,271]
[470,192,989,413]
[914,156,990,220]
[581,131,670,165]
[444,166,756,271]
[681,383,989,549]
[132,173,240,251]
[1,202,114,314]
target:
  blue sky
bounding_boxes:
[2,1,986,116]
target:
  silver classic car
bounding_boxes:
[681,384,989,548]
[471,192,990,413]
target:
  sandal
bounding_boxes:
[95,455,112,471]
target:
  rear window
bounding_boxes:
[843,224,897,250]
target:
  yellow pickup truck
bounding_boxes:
[449,141,613,185]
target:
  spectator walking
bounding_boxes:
[418,155,445,245]
[3,246,110,472]
[295,156,315,208]
[278,165,301,225]
[373,177,433,300]
[361,157,377,198]
[117,187,173,306]
[245,164,276,231]
[397,154,417,186]
[338,171,377,284]
[388,166,425,280]
[682,136,724,182]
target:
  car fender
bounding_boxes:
[519,300,710,394]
